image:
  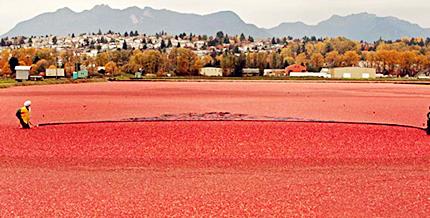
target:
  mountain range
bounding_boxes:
[3,4,430,41]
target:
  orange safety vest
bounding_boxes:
[20,106,31,124]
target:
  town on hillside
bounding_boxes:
[1,30,430,80]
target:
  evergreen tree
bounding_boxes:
[271,37,276,45]
[134,30,139,36]
[100,36,107,43]
[9,57,19,75]
[223,35,230,44]
[124,32,129,37]
[52,36,58,45]
[248,36,254,43]
[122,41,128,50]
[160,40,166,49]
[98,29,102,35]
[216,31,224,39]
[233,46,240,53]
[71,33,75,38]
[240,33,246,42]
[207,40,216,47]
[167,39,173,47]
[32,55,40,64]
[1,38,6,47]
[234,53,247,77]
[302,36,310,43]
[177,42,181,48]
[282,37,287,44]
[425,37,430,46]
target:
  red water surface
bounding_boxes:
[0,81,429,127]
[0,82,429,216]
[1,121,429,216]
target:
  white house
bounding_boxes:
[15,66,31,81]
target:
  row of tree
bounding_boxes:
[1,37,430,77]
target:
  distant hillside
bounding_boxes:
[3,5,430,41]
[1,4,270,39]
[266,13,430,41]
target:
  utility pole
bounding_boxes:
[56,57,58,79]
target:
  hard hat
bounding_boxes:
[24,100,31,107]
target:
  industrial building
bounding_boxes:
[200,67,223,77]
[242,68,260,77]
[329,67,376,79]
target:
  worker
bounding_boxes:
[16,100,36,129]
[427,106,430,135]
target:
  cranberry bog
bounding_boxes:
[0,81,429,216]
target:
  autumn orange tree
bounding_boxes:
[220,53,236,76]
[325,51,341,68]
[341,51,361,67]
[1,63,11,76]
[104,61,118,75]
[168,48,199,76]
[310,53,325,71]
[1,35,429,78]
[35,59,49,73]
[132,50,164,74]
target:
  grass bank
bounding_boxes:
[0,78,107,89]
[109,75,430,84]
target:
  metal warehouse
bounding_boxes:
[329,67,376,79]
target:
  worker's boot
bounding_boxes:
[427,119,430,135]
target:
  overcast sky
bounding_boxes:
[1,0,430,34]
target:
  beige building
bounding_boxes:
[200,67,223,77]
[329,67,376,79]
[46,68,65,77]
